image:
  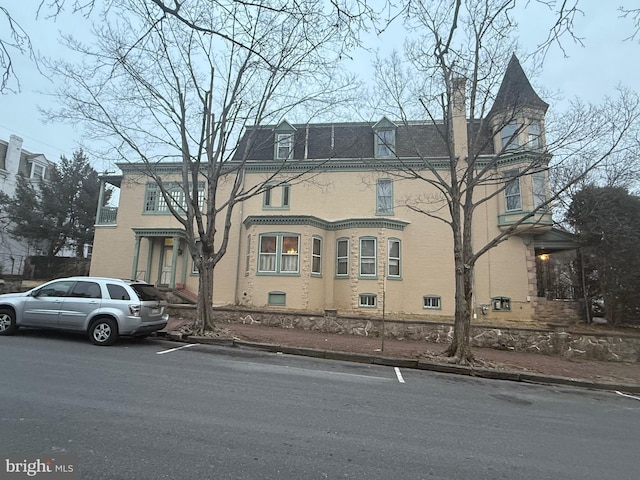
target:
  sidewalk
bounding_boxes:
[159,318,640,394]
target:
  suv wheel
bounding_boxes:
[89,318,118,346]
[0,308,18,335]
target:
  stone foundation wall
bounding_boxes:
[168,305,640,363]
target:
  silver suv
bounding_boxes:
[0,277,169,346]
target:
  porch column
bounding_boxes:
[170,235,180,288]
[145,238,154,283]
[96,180,105,224]
[131,234,141,280]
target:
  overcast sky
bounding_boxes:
[0,1,638,173]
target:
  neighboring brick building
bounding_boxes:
[90,55,576,322]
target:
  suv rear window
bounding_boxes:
[107,284,131,301]
[130,283,164,301]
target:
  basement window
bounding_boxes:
[268,291,286,306]
[359,294,377,308]
[423,296,441,310]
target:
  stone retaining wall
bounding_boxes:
[168,305,640,363]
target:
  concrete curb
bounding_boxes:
[158,332,640,394]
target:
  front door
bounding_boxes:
[160,245,173,285]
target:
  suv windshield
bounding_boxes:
[129,283,164,301]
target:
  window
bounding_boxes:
[268,291,286,306]
[36,280,75,298]
[144,182,204,214]
[377,179,393,215]
[375,129,395,158]
[31,163,45,180]
[528,121,542,149]
[359,294,377,308]
[245,235,251,275]
[264,186,272,207]
[336,238,349,276]
[282,184,290,207]
[70,281,102,299]
[311,237,322,275]
[388,239,401,278]
[107,284,130,300]
[276,133,293,160]
[263,183,291,209]
[359,238,377,277]
[533,173,546,208]
[144,186,159,212]
[423,295,441,309]
[281,236,299,273]
[504,169,521,211]
[500,122,520,151]
[258,234,299,274]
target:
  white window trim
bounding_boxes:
[423,295,441,310]
[275,133,294,160]
[500,122,520,151]
[359,237,377,278]
[504,169,522,212]
[388,238,401,278]
[376,179,393,215]
[258,233,300,275]
[533,173,547,209]
[359,293,377,308]
[336,238,349,277]
[527,121,542,149]
[374,129,395,158]
[311,236,322,276]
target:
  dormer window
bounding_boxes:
[273,119,297,160]
[375,130,395,157]
[276,133,293,160]
[373,117,397,159]
[30,162,46,180]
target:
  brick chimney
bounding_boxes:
[451,78,468,159]
[6,135,23,174]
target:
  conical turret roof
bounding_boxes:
[488,54,548,118]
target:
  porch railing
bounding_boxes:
[97,206,118,225]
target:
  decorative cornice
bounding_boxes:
[116,150,549,177]
[132,227,186,237]
[243,215,409,231]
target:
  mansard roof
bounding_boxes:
[488,54,549,118]
[234,120,494,162]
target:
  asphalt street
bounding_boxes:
[1,330,638,480]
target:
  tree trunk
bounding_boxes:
[444,257,475,364]
[194,259,215,335]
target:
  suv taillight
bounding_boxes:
[129,304,141,316]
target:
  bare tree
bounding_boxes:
[43,0,364,333]
[372,0,640,363]
[0,0,377,93]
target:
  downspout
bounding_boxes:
[233,166,247,303]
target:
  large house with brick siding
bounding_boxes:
[90,55,577,322]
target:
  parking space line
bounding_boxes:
[156,344,199,355]
[394,367,405,383]
[616,391,640,401]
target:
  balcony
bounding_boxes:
[97,206,118,225]
[498,209,552,235]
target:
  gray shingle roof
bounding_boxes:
[488,54,549,118]
[235,120,494,162]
